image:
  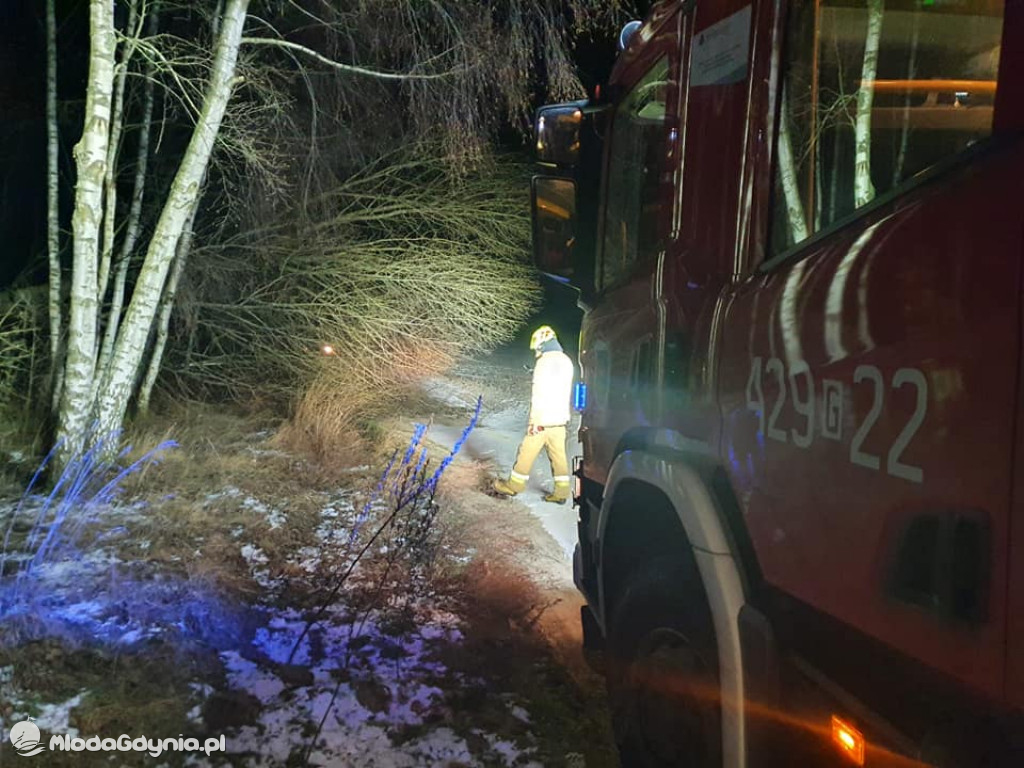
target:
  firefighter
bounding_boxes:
[493,325,575,504]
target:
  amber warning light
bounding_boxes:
[831,715,866,765]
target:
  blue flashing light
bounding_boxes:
[573,381,588,412]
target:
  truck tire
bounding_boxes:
[606,555,721,768]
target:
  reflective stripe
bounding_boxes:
[510,471,530,481]
[553,476,571,482]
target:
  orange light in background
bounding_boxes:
[864,79,997,94]
[831,716,866,766]
[320,344,335,356]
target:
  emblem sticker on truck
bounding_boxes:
[691,5,752,87]
[745,357,927,483]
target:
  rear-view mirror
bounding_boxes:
[535,103,583,167]
[531,176,577,279]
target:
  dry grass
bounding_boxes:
[275,339,454,469]
[111,404,372,600]
[274,373,374,470]
[0,289,48,492]
[122,405,278,491]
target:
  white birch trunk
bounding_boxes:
[137,209,194,416]
[93,0,250,437]
[97,10,158,379]
[56,0,116,466]
[854,0,884,208]
[46,0,63,415]
[777,89,809,244]
[828,122,841,224]
[98,1,140,304]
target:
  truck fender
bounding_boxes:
[598,448,748,768]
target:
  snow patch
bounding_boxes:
[31,692,85,736]
[422,378,473,409]
[198,591,532,766]
[0,669,85,741]
[205,486,242,502]
[240,497,287,530]
[240,544,275,589]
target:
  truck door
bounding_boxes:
[717,0,1016,709]
[580,11,683,485]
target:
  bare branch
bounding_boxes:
[240,36,462,81]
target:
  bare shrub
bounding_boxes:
[283,404,480,758]
[169,153,538,425]
[0,294,38,407]
[0,289,47,466]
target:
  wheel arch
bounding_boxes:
[596,445,752,768]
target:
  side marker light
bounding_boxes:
[573,381,587,412]
[831,715,865,766]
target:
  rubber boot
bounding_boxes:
[544,482,571,505]
[492,477,524,497]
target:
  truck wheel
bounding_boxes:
[606,556,721,768]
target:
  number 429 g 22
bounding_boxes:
[745,357,928,484]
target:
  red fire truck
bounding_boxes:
[530,0,1022,765]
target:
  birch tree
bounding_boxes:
[96,10,158,377]
[58,0,117,468]
[778,88,809,245]
[90,0,250,441]
[45,0,62,414]
[137,201,195,415]
[854,0,884,208]
[53,0,249,467]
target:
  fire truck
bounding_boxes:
[530,0,1022,765]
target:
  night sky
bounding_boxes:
[1,1,47,287]
[1,0,89,288]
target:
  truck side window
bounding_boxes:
[771,0,1004,253]
[601,57,673,290]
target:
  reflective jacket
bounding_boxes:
[528,349,574,427]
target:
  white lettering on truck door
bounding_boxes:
[745,357,927,483]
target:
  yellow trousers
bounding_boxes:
[507,425,570,492]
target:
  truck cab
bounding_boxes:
[531,0,1024,765]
